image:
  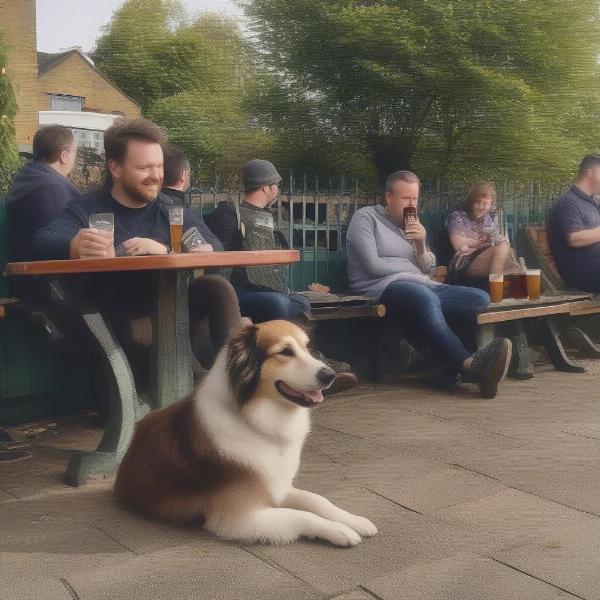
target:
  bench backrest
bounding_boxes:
[523,225,566,293]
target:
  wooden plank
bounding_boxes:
[482,293,589,313]
[569,299,600,316]
[477,303,572,324]
[310,304,386,321]
[5,250,300,276]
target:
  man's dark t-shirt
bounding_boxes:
[7,161,81,262]
[30,188,222,316]
[548,184,600,292]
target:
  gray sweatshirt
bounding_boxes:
[346,205,438,299]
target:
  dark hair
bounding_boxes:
[32,125,74,163]
[226,324,263,404]
[463,182,497,217]
[578,154,600,177]
[103,118,166,164]
[385,170,421,193]
[163,145,190,187]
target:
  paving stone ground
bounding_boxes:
[2,363,600,599]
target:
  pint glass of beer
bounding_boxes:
[489,274,504,304]
[89,213,114,233]
[168,207,184,253]
[510,273,528,300]
[527,269,541,300]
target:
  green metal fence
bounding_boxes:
[190,176,567,292]
[0,179,568,422]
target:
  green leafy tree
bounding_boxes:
[0,31,21,193]
[92,1,267,185]
[241,0,600,183]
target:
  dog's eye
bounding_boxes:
[279,346,295,357]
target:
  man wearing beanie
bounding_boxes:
[206,159,357,394]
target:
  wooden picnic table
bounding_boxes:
[5,250,299,485]
[476,292,594,380]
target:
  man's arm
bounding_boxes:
[346,212,428,277]
[556,200,600,249]
[183,208,224,251]
[30,204,84,260]
[30,202,114,260]
[404,219,436,273]
[567,228,600,248]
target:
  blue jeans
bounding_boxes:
[234,286,311,324]
[380,281,490,373]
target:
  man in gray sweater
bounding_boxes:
[346,170,512,399]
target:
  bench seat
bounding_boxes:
[297,291,386,321]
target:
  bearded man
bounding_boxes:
[30,118,241,373]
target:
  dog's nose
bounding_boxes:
[317,367,336,386]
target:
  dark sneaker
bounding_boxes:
[469,338,512,399]
[323,372,358,397]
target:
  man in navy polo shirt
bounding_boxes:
[548,155,600,292]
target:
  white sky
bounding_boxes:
[36,0,244,53]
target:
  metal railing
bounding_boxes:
[190,175,568,292]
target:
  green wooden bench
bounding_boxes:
[0,194,102,427]
[466,225,600,380]
[522,225,600,357]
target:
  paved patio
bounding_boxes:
[2,361,600,600]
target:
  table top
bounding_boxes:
[5,250,300,276]
[478,292,593,325]
[485,292,592,313]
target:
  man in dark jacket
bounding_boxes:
[206,158,357,393]
[8,125,80,263]
[207,159,327,322]
[159,145,191,208]
[158,143,242,367]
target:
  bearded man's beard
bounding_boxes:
[122,177,161,204]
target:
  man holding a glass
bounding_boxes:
[31,118,240,372]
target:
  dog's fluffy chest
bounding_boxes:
[245,437,302,504]
[196,385,309,505]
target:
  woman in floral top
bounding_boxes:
[448,182,520,282]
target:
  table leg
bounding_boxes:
[478,322,533,379]
[562,327,600,358]
[65,311,139,486]
[541,317,586,373]
[476,323,495,350]
[149,270,194,409]
[508,321,534,380]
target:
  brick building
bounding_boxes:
[0,0,140,153]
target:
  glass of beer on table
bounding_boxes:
[89,213,114,233]
[168,207,184,254]
[527,269,541,300]
[489,274,504,303]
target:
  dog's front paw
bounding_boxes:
[321,521,362,547]
[343,514,377,538]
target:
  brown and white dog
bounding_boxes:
[115,320,377,546]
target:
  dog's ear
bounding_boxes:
[226,323,262,404]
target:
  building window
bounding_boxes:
[51,94,84,111]
[71,128,104,153]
